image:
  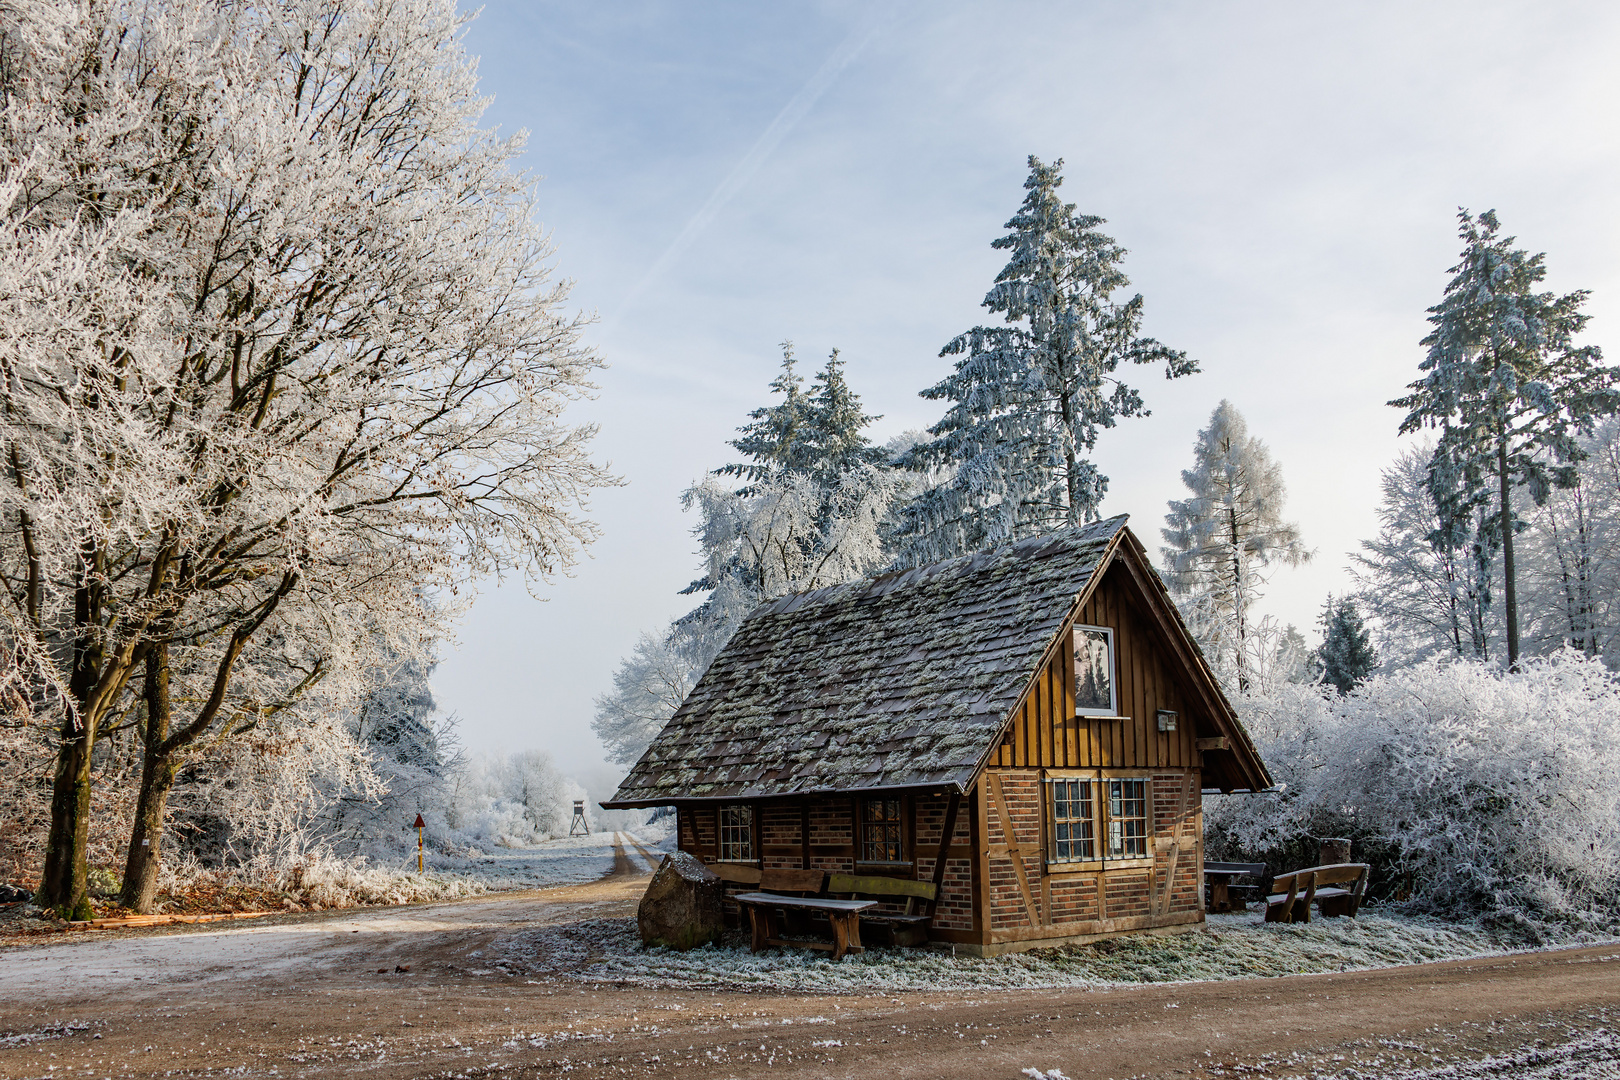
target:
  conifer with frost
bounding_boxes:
[1351,445,1501,662]
[1161,401,1311,692]
[1393,209,1619,668]
[895,156,1195,565]
[1315,597,1378,694]
[593,345,898,765]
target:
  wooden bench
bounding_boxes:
[1265,863,1370,923]
[733,892,876,961]
[826,873,938,948]
[1203,861,1269,913]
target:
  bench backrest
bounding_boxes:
[709,863,763,885]
[1205,861,1267,877]
[760,868,825,894]
[1271,862,1367,893]
[825,874,938,901]
[826,873,938,918]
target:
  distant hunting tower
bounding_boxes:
[569,800,590,836]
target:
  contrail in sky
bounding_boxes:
[615,7,900,321]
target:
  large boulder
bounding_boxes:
[638,851,724,950]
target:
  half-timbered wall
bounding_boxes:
[970,767,1204,947]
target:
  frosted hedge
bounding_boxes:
[1207,654,1620,926]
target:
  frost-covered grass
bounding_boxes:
[497,909,1617,994]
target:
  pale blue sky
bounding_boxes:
[435,1,1620,784]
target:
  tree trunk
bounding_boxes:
[1497,433,1520,668]
[38,554,108,915]
[121,644,176,912]
[37,708,95,915]
[1229,506,1247,693]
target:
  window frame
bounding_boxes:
[1103,777,1149,860]
[857,795,909,868]
[717,803,755,863]
[1047,776,1097,864]
[1044,770,1154,873]
[1072,624,1119,717]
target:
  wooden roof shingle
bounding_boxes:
[604,516,1129,807]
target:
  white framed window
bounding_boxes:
[1073,624,1117,716]
[719,804,754,861]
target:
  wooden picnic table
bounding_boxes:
[1203,861,1267,913]
[733,891,877,961]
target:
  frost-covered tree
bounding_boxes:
[1315,597,1378,694]
[1518,420,1620,665]
[895,156,1195,566]
[1207,655,1620,924]
[595,346,897,767]
[0,0,612,914]
[1351,445,1501,663]
[591,630,701,766]
[1161,401,1311,692]
[1393,209,1620,668]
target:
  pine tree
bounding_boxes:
[1392,209,1620,668]
[1161,401,1311,692]
[596,345,896,766]
[1316,597,1378,694]
[895,156,1196,565]
[719,342,816,486]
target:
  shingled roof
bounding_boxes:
[604,516,1134,808]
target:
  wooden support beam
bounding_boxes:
[1195,737,1228,751]
[986,772,1044,929]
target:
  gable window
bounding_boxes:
[861,798,905,863]
[1106,779,1148,858]
[1049,779,1096,861]
[1073,625,1118,716]
[719,804,754,861]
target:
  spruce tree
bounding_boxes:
[1392,210,1620,668]
[895,156,1196,565]
[1316,596,1378,694]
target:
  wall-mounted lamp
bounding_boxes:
[1156,709,1178,732]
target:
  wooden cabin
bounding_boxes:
[603,517,1271,956]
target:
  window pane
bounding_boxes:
[1074,627,1114,713]
[1105,779,1147,858]
[720,804,752,861]
[1049,779,1094,861]
[863,798,904,862]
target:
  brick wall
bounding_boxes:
[986,771,1044,930]
[1047,874,1100,923]
[761,804,801,870]
[807,797,853,873]
[1153,771,1202,914]
[913,793,973,931]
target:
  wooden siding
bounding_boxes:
[991,559,1201,771]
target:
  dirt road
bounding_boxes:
[2,833,1617,1079]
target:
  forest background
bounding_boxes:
[3,0,1619,929]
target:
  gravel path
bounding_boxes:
[1,837,1617,1079]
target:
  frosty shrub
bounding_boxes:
[1207,653,1620,929]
